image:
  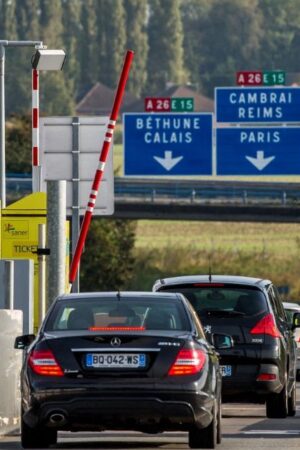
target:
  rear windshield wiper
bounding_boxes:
[199,309,245,317]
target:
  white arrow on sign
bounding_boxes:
[245,150,275,171]
[153,151,183,171]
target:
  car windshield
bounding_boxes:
[159,285,268,319]
[45,297,191,332]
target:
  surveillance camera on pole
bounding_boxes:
[31,49,66,71]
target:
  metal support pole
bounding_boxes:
[4,259,14,309]
[47,180,66,307]
[71,117,80,293]
[0,45,5,208]
[282,191,287,206]
[38,224,46,324]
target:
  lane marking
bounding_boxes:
[243,430,300,435]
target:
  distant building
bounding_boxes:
[76,82,137,116]
[76,82,214,116]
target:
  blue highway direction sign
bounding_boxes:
[124,113,213,175]
[215,87,300,123]
[217,127,300,175]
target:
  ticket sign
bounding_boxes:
[145,97,194,112]
[215,87,300,123]
[236,71,285,86]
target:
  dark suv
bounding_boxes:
[153,275,299,418]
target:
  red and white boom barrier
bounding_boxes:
[32,68,40,192]
[69,50,134,288]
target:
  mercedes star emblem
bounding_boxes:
[111,337,121,347]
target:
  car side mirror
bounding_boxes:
[212,333,234,349]
[14,334,35,350]
[292,312,300,330]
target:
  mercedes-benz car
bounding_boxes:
[153,275,299,419]
[15,292,228,449]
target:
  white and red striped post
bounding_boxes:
[69,50,134,289]
[32,68,40,192]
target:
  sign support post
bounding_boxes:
[71,116,80,293]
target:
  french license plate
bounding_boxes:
[220,365,232,377]
[86,353,146,368]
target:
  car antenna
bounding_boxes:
[208,258,212,282]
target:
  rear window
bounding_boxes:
[45,297,190,332]
[158,285,268,319]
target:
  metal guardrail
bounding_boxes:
[6,175,300,206]
[114,178,300,206]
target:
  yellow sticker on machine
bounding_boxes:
[2,220,29,239]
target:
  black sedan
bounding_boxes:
[15,292,228,449]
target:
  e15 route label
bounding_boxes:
[217,127,300,175]
[123,113,212,175]
[236,71,285,86]
[215,87,300,123]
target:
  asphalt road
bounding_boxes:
[1,387,300,450]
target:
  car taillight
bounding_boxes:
[257,373,277,381]
[168,349,206,376]
[29,350,64,377]
[250,313,281,338]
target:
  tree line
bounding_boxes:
[1,0,300,116]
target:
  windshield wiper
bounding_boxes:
[200,309,245,317]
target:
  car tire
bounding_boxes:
[217,397,222,444]
[266,379,288,419]
[21,416,57,449]
[188,404,217,449]
[288,382,297,417]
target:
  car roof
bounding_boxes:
[154,274,271,290]
[56,291,184,302]
[283,302,300,310]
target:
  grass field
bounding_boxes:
[131,220,300,297]
[134,220,300,255]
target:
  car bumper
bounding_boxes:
[221,363,283,401]
[23,389,215,432]
[296,347,300,370]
